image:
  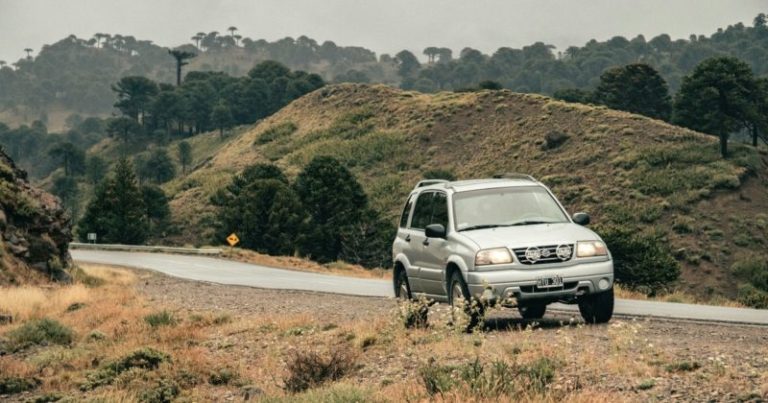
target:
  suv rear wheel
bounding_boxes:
[578,288,614,324]
[518,303,547,320]
[448,270,483,332]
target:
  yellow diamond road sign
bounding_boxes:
[226,233,240,247]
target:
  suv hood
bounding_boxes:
[459,223,600,249]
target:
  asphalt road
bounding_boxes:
[71,250,768,326]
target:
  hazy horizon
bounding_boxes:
[0,0,765,64]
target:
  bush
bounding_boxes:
[596,226,680,292]
[738,284,768,309]
[139,378,180,403]
[208,368,239,385]
[422,169,456,181]
[283,346,357,393]
[0,376,40,394]
[144,310,178,327]
[732,256,768,292]
[82,348,170,390]
[419,357,557,397]
[6,318,74,351]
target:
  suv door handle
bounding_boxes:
[422,238,430,246]
[405,235,411,242]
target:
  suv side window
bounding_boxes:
[399,195,414,228]
[431,192,448,228]
[410,192,434,230]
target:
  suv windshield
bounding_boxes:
[453,186,569,231]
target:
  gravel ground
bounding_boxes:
[135,269,768,401]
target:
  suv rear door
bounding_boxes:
[393,193,420,291]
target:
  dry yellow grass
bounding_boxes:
[1,263,765,401]
[221,247,391,279]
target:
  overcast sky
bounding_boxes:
[0,0,765,63]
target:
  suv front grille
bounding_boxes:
[513,244,574,265]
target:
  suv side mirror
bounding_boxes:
[572,212,590,226]
[425,223,447,239]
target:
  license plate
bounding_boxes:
[536,275,563,288]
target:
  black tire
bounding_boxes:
[395,269,428,328]
[578,288,614,324]
[518,303,547,320]
[448,270,483,332]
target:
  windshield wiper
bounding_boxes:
[509,220,556,226]
[458,224,509,232]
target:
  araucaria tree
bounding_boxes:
[593,63,672,120]
[673,57,758,158]
[168,49,197,86]
[78,158,149,244]
[293,156,368,263]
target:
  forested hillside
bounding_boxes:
[2,15,768,124]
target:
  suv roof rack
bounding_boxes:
[414,179,449,189]
[492,173,538,182]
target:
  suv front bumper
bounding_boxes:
[465,259,613,304]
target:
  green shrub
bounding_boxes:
[82,348,170,390]
[732,256,768,292]
[518,357,557,392]
[6,318,74,351]
[737,284,768,309]
[144,311,178,327]
[0,376,40,394]
[422,169,456,181]
[139,378,180,403]
[419,359,457,396]
[665,361,700,372]
[208,368,239,385]
[597,226,680,292]
[261,384,373,403]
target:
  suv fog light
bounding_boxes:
[598,278,610,290]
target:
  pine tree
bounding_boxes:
[78,158,148,244]
[293,156,367,262]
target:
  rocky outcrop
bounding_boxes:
[0,148,72,284]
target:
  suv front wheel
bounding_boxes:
[577,288,614,324]
[448,271,484,332]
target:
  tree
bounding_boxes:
[24,48,33,59]
[85,155,108,184]
[293,156,368,262]
[78,158,149,244]
[48,142,85,176]
[112,76,158,121]
[394,50,421,79]
[106,117,141,143]
[215,179,305,255]
[553,88,593,103]
[593,63,672,120]
[137,148,176,183]
[673,57,757,158]
[478,80,502,90]
[52,176,79,214]
[177,141,192,174]
[141,185,170,232]
[423,47,439,63]
[168,49,197,86]
[211,101,234,138]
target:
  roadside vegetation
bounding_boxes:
[1,264,765,401]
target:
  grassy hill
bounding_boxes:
[100,84,767,299]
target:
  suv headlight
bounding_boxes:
[576,241,608,258]
[475,248,513,265]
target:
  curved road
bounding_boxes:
[71,250,768,326]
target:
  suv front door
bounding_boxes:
[419,192,450,297]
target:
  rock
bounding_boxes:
[240,385,264,401]
[0,149,73,284]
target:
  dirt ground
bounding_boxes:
[136,269,768,402]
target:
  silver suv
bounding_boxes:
[392,175,614,327]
